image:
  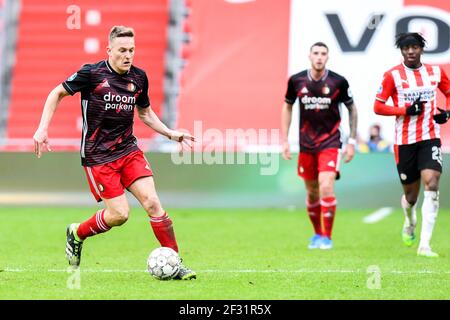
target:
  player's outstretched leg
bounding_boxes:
[66,223,83,267]
[401,195,417,247]
[150,212,196,280]
[65,209,113,266]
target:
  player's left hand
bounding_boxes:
[433,107,450,124]
[33,129,52,158]
[169,130,196,150]
[342,143,355,163]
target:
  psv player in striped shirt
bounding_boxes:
[374,33,450,258]
[33,26,196,279]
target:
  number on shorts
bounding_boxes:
[432,146,442,166]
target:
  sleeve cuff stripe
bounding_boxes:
[62,82,75,95]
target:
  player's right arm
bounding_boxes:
[33,84,70,158]
[282,76,297,160]
[374,71,423,116]
[374,72,402,116]
[281,102,293,160]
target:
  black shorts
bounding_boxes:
[395,138,442,185]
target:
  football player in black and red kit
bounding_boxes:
[33,26,196,279]
[281,42,358,250]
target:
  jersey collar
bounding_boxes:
[105,60,131,76]
[307,69,328,82]
[402,62,424,71]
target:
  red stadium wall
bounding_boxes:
[6,0,168,150]
[3,0,449,151]
[177,0,450,151]
[177,0,290,146]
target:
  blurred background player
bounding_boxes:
[374,32,450,258]
[281,42,358,250]
[358,124,391,153]
[33,26,197,279]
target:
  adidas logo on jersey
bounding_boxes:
[102,79,110,88]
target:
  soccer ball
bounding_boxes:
[147,247,181,280]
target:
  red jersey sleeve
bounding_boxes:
[375,71,396,103]
[374,71,406,116]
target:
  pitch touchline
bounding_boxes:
[3,268,449,275]
[363,207,394,224]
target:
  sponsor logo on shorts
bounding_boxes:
[98,183,104,192]
[327,161,335,168]
[400,173,407,181]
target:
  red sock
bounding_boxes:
[77,209,111,241]
[321,197,337,239]
[150,212,179,252]
[306,200,322,235]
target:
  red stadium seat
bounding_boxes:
[6,0,168,150]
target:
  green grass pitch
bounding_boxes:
[0,207,449,299]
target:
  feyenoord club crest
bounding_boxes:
[127,82,136,92]
[322,85,330,95]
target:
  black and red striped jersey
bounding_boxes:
[285,69,353,152]
[62,60,150,166]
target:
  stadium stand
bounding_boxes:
[4,0,169,151]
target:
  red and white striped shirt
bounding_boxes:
[376,63,450,145]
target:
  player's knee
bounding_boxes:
[109,207,129,226]
[142,196,163,216]
[306,191,319,203]
[319,185,334,198]
[424,178,439,191]
[305,186,319,202]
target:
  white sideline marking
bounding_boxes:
[3,268,449,275]
[363,207,394,224]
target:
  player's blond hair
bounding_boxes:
[109,26,135,43]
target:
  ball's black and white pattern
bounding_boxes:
[147,247,181,280]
